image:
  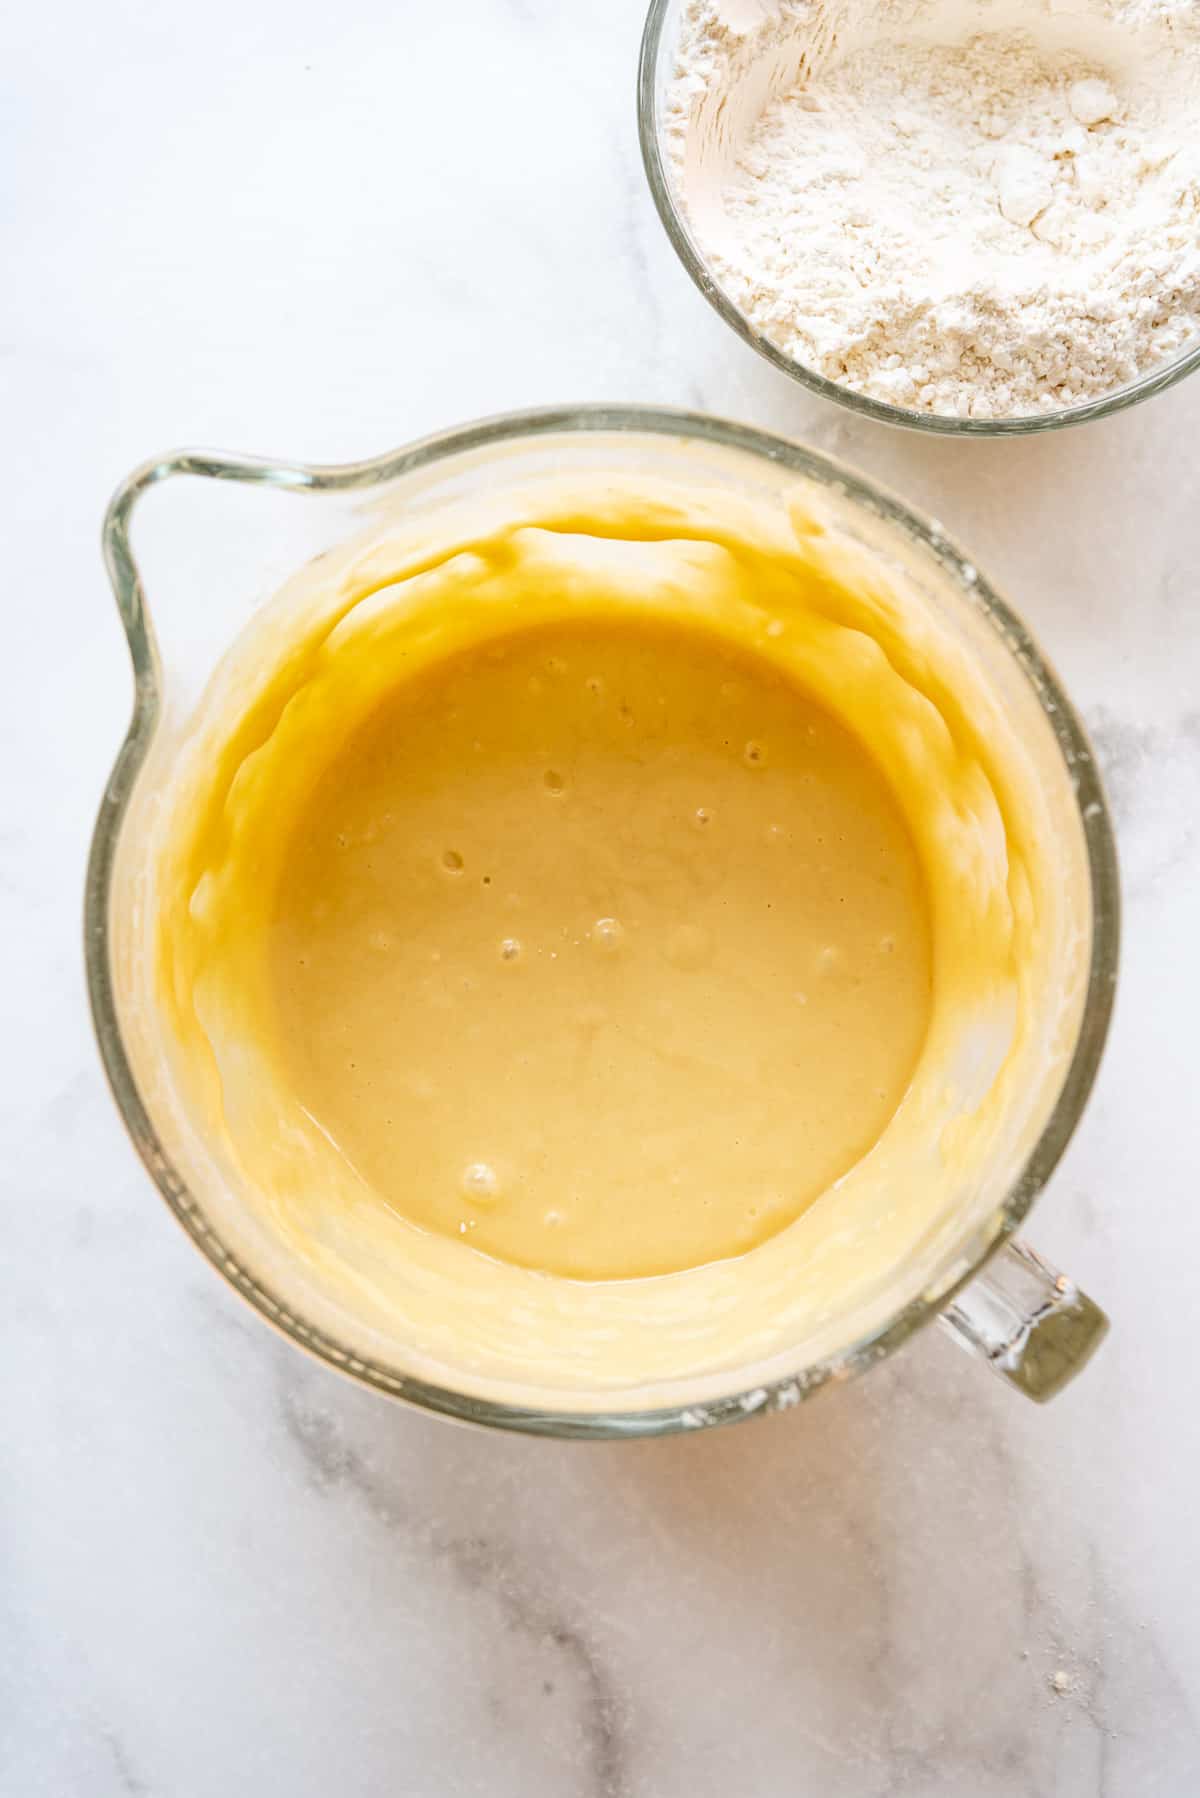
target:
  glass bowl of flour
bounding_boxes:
[639,0,1200,431]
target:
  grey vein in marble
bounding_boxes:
[278,1368,632,1798]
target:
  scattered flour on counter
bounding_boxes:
[665,0,1200,417]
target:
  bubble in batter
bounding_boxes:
[592,917,625,952]
[461,1161,499,1202]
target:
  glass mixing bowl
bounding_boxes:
[638,0,1200,437]
[87,406,1118,1436]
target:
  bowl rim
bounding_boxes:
[636,0,1200,437]
[86,402,1120,1438]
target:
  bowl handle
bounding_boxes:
[102,448,336,673]
[937,1238,1108,1402]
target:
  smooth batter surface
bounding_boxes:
[268,619,932,1279]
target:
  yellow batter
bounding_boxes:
[270,617,931,1279]
[143,465,1088,1405]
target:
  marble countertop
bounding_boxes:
[6,0,1200,1791]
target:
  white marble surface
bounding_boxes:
[5,0,1200,1791]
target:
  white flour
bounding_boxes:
[665,0,1200,417]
